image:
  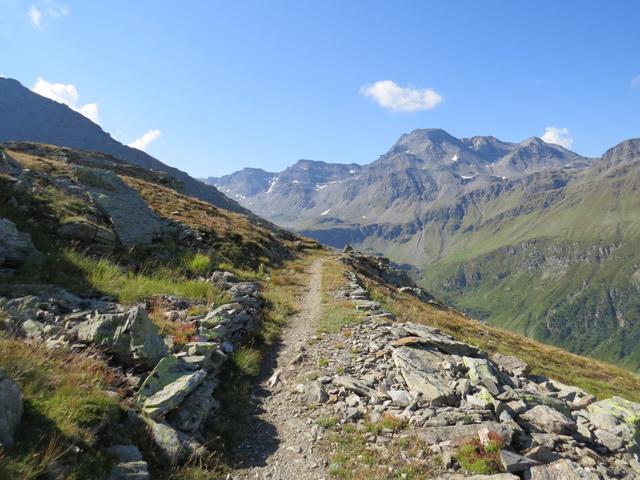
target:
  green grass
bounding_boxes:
[0,334,119,479]
[318,259,365,333]
[455,438,504,475]
[232,347,262,377]
[181,252,212,276]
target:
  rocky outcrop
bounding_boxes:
[0,217,39,269]
[294,263,640,478]
[77,306,169,368]
[0,368,23,449]
[75,167,166,246]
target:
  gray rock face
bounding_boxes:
[0,368,23,449]
[108,461,149,480]
[0,218,38,268]
[75,167,166,246]
[77,305,168,368]
[519,405,576,435]
[392,346,457,405]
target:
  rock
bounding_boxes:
[400,323,482,357]
[57,219,115,245]
[75,167,166,246]
[77,306,168,368]
[392,346,457,406]
[463,357,501,396]
[445,475,519,480]
[499,449,540,473]
[0,218,39,268]
[388,389,413,407]
[491,353,530,377]
[106,444,143,462]
[184,342,227,370]
[466,387,494,409]
[0,368,23,449]
[167,375,219,432]
[586,396,640,452]
[419,422,513,446]
[145,419,204,463]
[138,356,206,419]
[355,301,381,312]
[304,381,328,404]
[525,459,598,479]
[523,445,560,464]
[518,391,572,417]
[21,319,44,338]
[333,376,375,398]
[519,405,576,435]
[108,461,149,480]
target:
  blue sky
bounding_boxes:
[1,1,639,177]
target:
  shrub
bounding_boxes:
[455,437,504,475]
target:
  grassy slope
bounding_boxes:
[415,161,640,371]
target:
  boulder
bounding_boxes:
[525,459,598,479]
[519,405,576,435]
[491,353,530,377]
[0,368,23,448]
[0,218,38,268]
[75,167,166,246]
[463,357,501,396]
[586,396,640,452]
[77,306,168,368]
[392,346,457,406]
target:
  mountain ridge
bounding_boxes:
[0,77,247,214]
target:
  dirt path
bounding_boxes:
[230,258,328,480]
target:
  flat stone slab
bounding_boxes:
[418,421,514,446]
[526,459,598,479]
[392,346,457,406]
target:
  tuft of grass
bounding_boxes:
[232,347,262,377]
[455,438,504,475]
[181,252,212,276]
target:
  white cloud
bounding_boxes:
[128,129,161,151]
[28,2,68,28]
[360,80,443,112]
[28,5,42,27]
[32,77,100,124]
[541,126,573,149]
[631,75,640,88]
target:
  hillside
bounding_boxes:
[210,130,640,372]
[0,77,247,214]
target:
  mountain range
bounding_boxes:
[0,77,246,214]
[208,129,640,371]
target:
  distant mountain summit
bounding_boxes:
[0,77,245,213]
[207,128,590,227]
[210,130,640,372]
